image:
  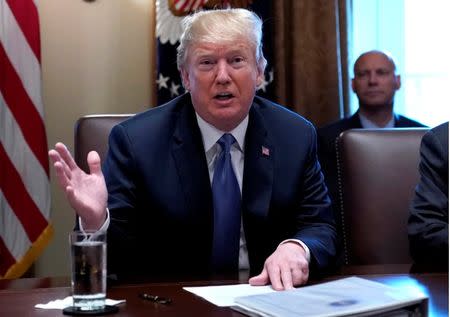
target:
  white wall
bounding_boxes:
[35,0,155,277]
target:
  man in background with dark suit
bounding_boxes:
[49,8,337,290]
[408,121,448,272]
[317,50,426,254]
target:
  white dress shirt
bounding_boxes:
[359,112,395,128]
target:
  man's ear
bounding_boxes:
[395,75,401,90]
[351,78,356,92]
[180,68,190,91]
[256,66,265,88]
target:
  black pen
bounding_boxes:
[139,293,172,305]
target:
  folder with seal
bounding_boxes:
[232,277,428,317]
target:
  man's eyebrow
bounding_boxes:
[376,67,392,71]
[192,49,213,56]
[193,47,248,55]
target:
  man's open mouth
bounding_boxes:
[214,92,234,100]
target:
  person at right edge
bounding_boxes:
[408,122,448,272]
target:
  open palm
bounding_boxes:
[49,143,107,230]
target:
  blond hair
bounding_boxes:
[176,8,267,72]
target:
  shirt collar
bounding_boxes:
[195,113,248,153]
[358,112,396,128]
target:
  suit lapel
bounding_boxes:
[242,105,274,219]
[171,100,213,230]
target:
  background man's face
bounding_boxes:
[352,53,401,108]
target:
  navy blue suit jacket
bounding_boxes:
[103,94,337,280]
[409,121,448,272]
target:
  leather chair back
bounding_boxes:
[337,128,429,266]
[74,114,133,173]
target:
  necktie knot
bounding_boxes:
[217,133,236,154]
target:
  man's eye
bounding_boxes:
[377,69,390,75]
[198,60,215,70]
[232,57,244,64]
[356,72,368,78]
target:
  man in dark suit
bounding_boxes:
[49,8,337,290]
[408,122,448,272]
[317,50,426,250]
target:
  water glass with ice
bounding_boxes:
[69,230,107,311]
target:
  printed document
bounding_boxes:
[233,276,427,317]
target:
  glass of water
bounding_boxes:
[69,230,107,311]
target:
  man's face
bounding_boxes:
[352,53,401,108]
[180,40,264,132]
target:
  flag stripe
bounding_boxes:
[0,44,49,175]
[0,93,50,217]
[5,0,40,61]
[0,190,32,261]
[0,143,48,242]
[0,0,52,279]
[192,0,205,11]
[178,0,191,12]
[0,0,44,119]
[0,237,16,277]
[2,222,53,279]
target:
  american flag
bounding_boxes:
[0,0,52,278]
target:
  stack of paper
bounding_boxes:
[232,277,428,317]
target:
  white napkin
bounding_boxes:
[35,297,125,309]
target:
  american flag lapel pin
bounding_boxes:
[261,146,270,156]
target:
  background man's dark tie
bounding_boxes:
[211,133,241,272]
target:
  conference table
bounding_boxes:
[0,265,447,316]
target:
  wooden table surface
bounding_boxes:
[0,266,447,316]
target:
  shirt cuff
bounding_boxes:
[280,239,311,263]
[78,208,110,232]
